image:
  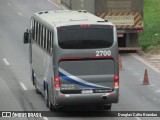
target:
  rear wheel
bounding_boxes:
[118,35,126,47]
[48,100,54,111]
[34,79,41,94]
[48,100,59,112]
[44,88,49,108]
[31,69,40,94]
[31,69,35,85]
[129,33,139,47]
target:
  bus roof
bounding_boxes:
[33,10,114,27]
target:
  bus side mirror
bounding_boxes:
[24,29,29,44]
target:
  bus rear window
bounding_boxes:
[58,25,114,49]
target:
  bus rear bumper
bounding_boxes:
[54,93,118,106]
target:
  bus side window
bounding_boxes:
[41,25,44,47]
[50,31,53,54]
[32,20,36,41]
[49,31,53,54]
[45,29,48,51]
[40,25,42,47]
[38,23,41,45]
[37,23,40,44]
[43,27,46,49]
[36,22,38,43]
[49,30,51,53]
[32,20,35,40]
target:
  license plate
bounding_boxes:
[82,90,93,94]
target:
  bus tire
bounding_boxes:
[48,101,59,112]
[31,69,35,85]
[35,79,41,94]
[48,100,54,111]
[44,88,49,108]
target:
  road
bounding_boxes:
[0,0,160,120]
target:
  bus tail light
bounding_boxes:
[134,30,143,33]
[54,77,60,88]
[114,75,119,81]
[114,82,119,86]
[114,75,119,88]
[55,84,60,88]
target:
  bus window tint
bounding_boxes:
[58,27,113,49]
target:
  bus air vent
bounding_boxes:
[39,12,43,14]
[97,20,107,23]
[78,10,87,13]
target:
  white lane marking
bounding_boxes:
[18,12,22,16]
[131,54,160,73]
[156,90,160,93]
[19,82,28,90]
[48,0,60,8]
[8,2,12,6]
[3,58,10,65]
[150,84,156,87]
[135,117,141,120]
[43,117,48,120]
[153,98,157,101]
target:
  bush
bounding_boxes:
[139,0,160,52]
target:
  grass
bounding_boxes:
[139,0,160,52]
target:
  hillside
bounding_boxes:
[139,0,160,52]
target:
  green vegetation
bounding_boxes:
[139,0,160,52]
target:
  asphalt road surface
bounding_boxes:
[0,0,160,120]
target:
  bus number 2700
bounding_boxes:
[96,50,111,56]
